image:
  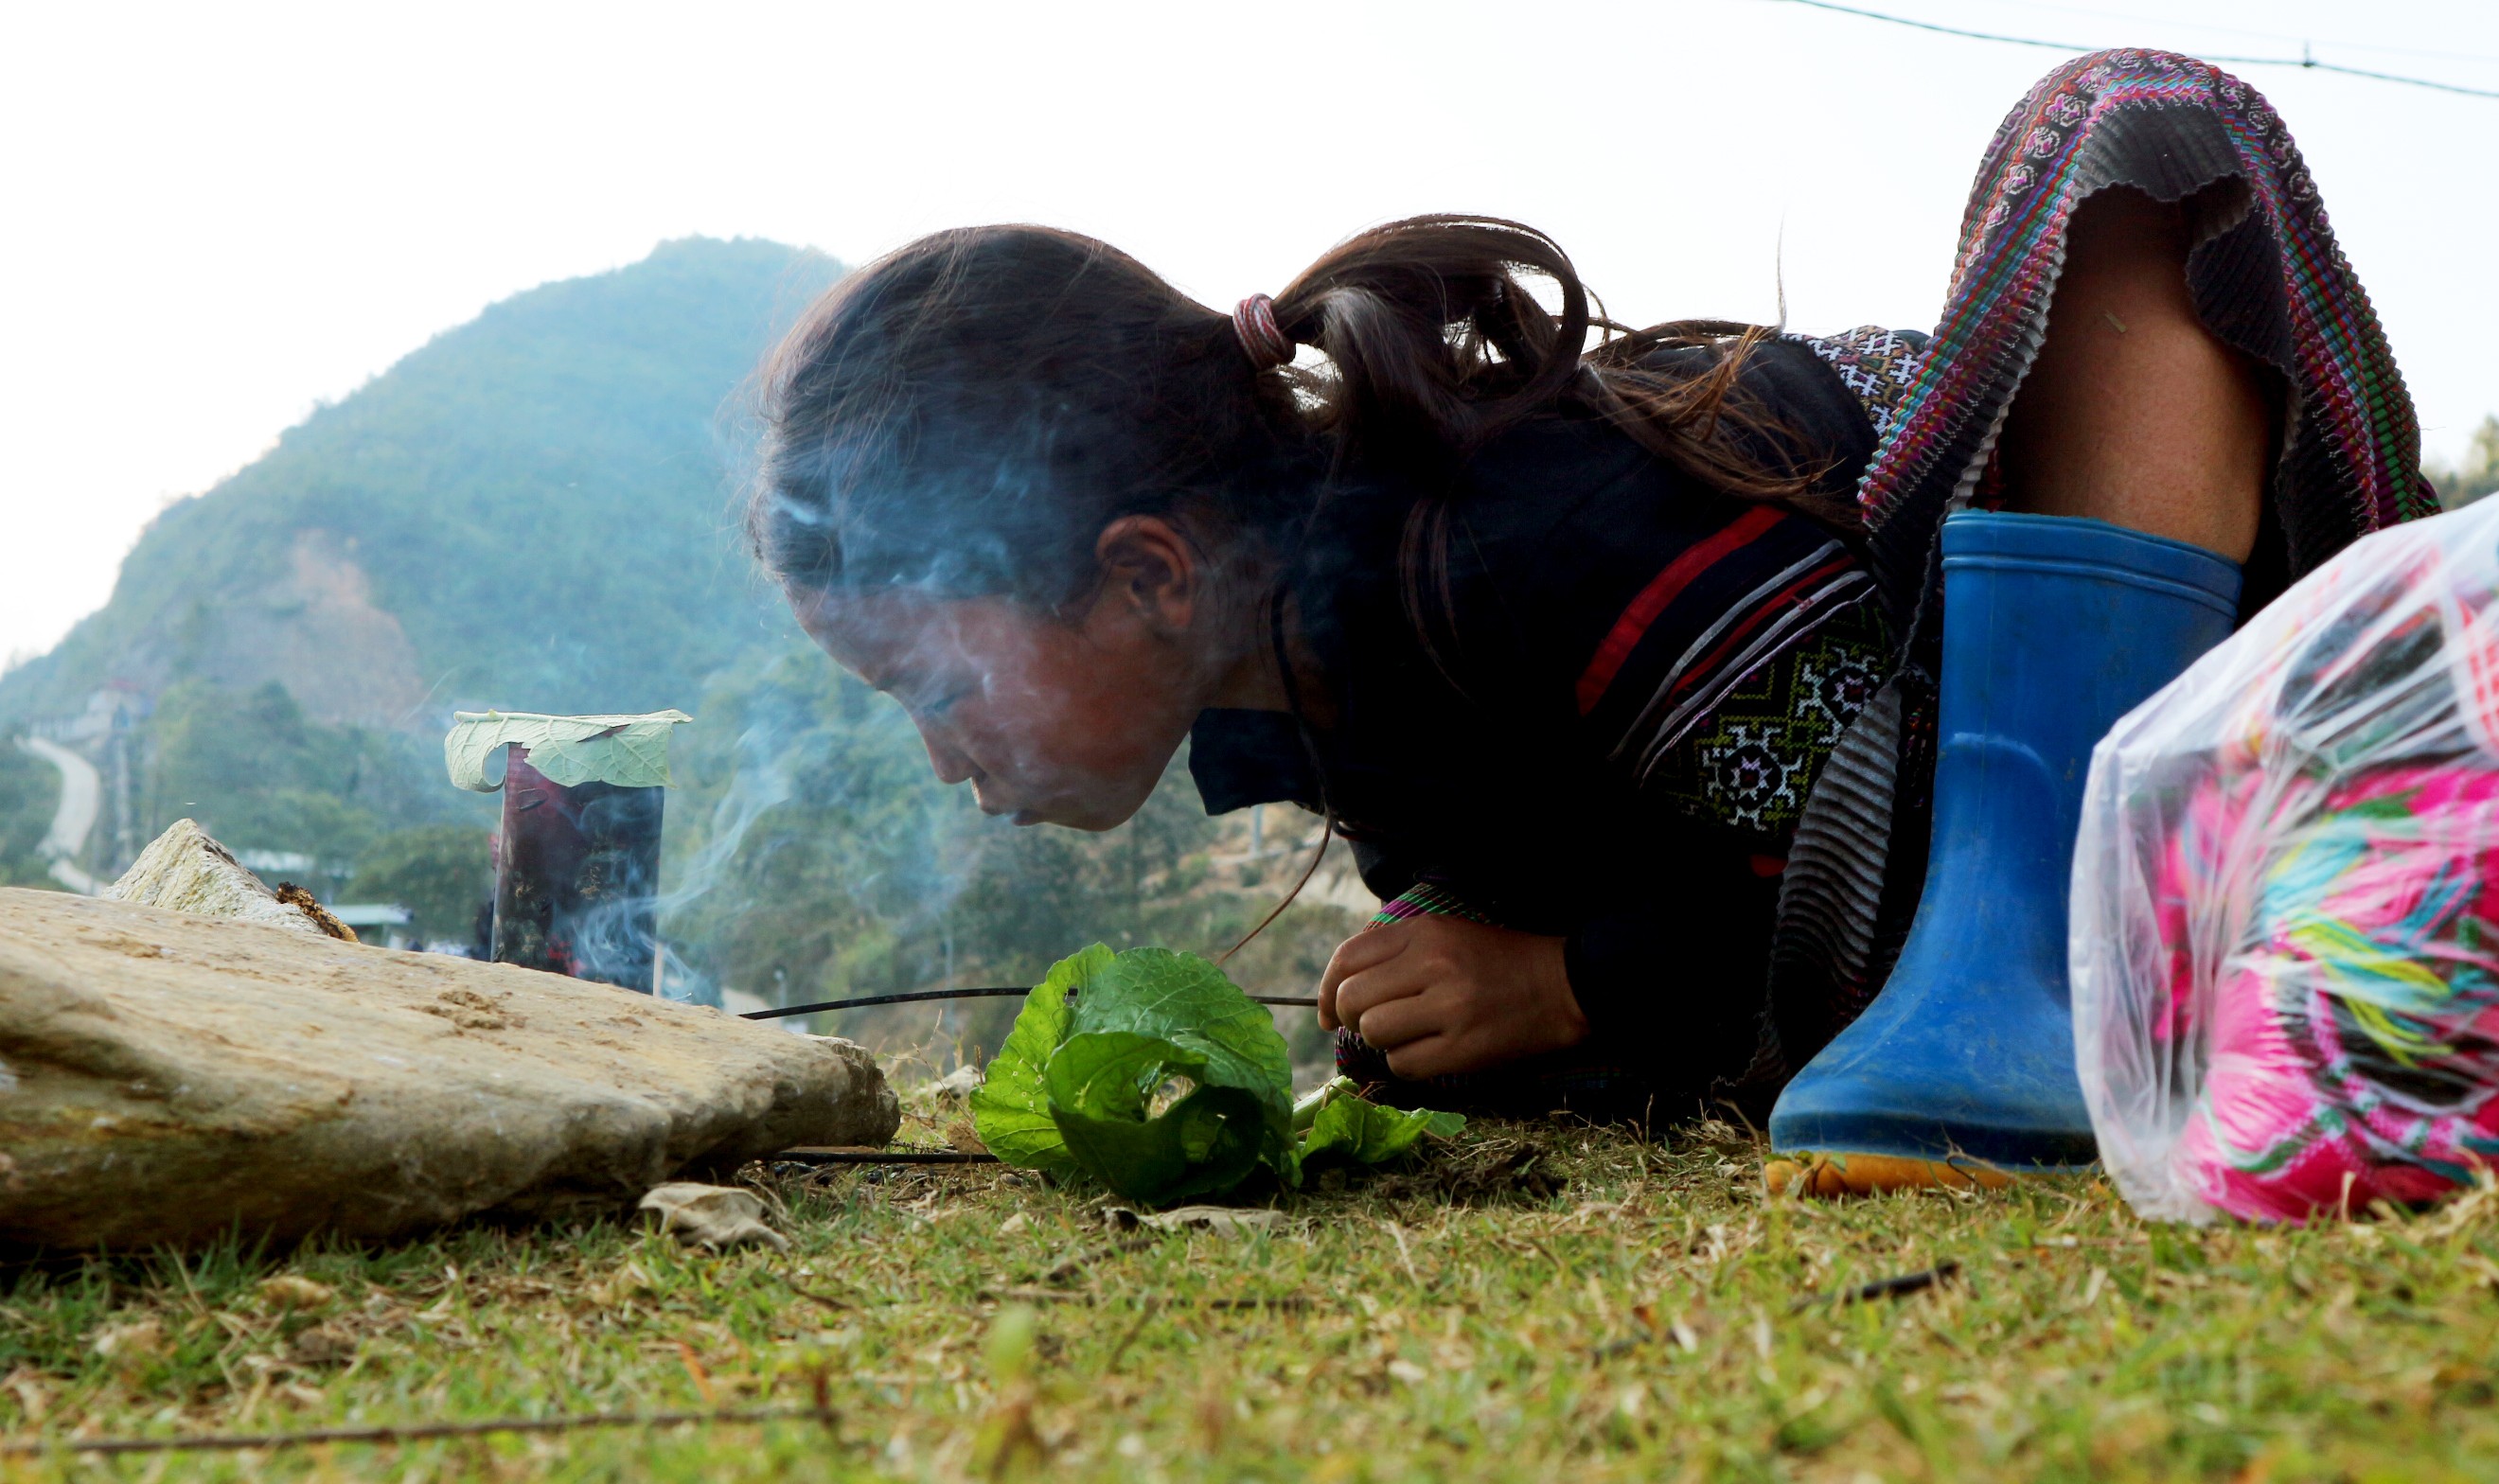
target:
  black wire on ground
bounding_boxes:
[740,985,1319,1021]
[772,1148,1001,1166]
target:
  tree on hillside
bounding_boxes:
[346,824,492,944]
[142,680,481,888]
[2431,415,2499,508]
[0,742,62,887]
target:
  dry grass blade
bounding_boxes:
[6,1105,2490,1480]
[1035,1234,1161,1286]
[1,1404,838,1458]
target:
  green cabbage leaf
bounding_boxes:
[970,946,1462,1207]
[1294,1076,1468,1167]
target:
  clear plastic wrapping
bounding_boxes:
[2073,499,2499,1223]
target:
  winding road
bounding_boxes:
[19,736,100,893]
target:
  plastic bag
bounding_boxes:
[2073,498,2499,1223]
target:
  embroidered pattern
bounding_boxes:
[1642,594,1890,837]
[1369,879,1492,928]
[1571,497,1875,794]
[1792,326,1932,448]
[1615,545,1872,783]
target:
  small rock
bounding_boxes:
[998,1211,1031,1235]
[638,1182,789,1252]
[289,1323,358,1366]
[90,1320,167,1375]
[105,820,340,940]
[932,1065,984,1103]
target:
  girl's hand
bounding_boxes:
[1317,916,1589,1080]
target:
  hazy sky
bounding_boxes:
[4,0,2493,669]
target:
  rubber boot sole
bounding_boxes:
[1763,1151,2026,1197]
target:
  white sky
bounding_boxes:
[3,0,2493,669]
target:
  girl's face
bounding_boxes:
[791,518,1241,832]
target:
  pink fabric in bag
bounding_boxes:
[2075,501,2499,1222]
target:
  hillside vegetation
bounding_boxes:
[0,237,836,731]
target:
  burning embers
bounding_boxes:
[445,710,692,994]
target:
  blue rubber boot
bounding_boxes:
[1767,511,2242,1190]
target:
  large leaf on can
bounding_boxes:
[443,710,694,792]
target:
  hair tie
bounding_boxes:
[1231,293,1295,371]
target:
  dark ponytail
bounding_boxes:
[1267,215,1837,507]
[749,216,1837,611]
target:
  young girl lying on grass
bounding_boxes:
[744,50,2432,1176]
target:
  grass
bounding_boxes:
[6,1095,2499,1483]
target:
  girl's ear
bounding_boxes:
[1093,515,1207,633]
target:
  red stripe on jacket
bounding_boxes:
[1573,504,1786,716]
[1646,555,1859,716]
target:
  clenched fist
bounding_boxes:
[1317,914,1589,1080]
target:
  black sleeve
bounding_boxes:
[1561,837,1788,1092]
[1304,337,1887,1094]
[1473,340,1884,1087]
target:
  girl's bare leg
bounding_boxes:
[1996,186,2268,563]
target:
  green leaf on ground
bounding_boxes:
[966,945,1108,1177]
[970,945,1456,1205]
[1297,1078,1466,1168]
[1063,947,1295,1171]
[1044,1032,1269,1205]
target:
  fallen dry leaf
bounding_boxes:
[1106,1206,1285,1238]
[638,1182,791,1252]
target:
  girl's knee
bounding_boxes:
[1998,185,2270,563]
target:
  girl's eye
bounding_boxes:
[916,685,974,718]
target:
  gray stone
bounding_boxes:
[0,888,898,1250]
[104,819,336,939]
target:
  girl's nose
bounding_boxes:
[915,722,979,786]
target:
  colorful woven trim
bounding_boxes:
[1858,48,2435,633]
[1572,501,1872,786]
[1762,50,2441,1092]
[1368,880,1494,928]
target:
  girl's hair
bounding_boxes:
[749,214,1837,612]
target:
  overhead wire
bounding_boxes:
[1976,0,2499,65]
[1772,0,2499,98]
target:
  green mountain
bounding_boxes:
[0,237,842,732]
